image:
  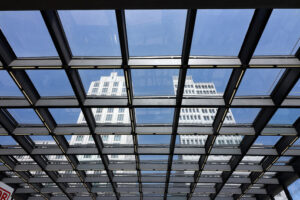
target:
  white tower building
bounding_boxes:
[173,76,243,161]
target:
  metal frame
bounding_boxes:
[0,6,299,200]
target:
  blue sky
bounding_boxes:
[0,9,299,178]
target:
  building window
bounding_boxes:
[102,135,108,141]
[103,82,109,87]
[84,155,91,159]
[114,135,121,141]
[92,88,98,94]
[96,108,102,113]
[94,82,99,87]
[204,116,209,121]
[106,114,113,121]
[122,88,126,93]
[102,88,108,93]
[112,88,118,93]
[202,109,208,113]
[111,155,118,158]
[197,115,201,120]
[55,155,63,159]
[119,108,125,113]
[89,135,93,141]
[182,115,186,120]
[117,114,124,121]
[186,115,190,120]
[107,108,114,113]
[76,136,83,141]
[113,82,119,87]
[95,114,101,121]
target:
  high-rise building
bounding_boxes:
[173,76,243,161]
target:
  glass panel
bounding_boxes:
[69,135,95,145]
[178,135,207,146]
[179,107,218,125]
[101,135,133,147]
[255,9,300,55]
[0,136,17,145]
[289,79,300,96]
[8,109,42,124]
[0,11,58,57]
[30,136,55,145]
[229,108,260,124]
[27,70,74,96]
[49,108,81,124]
[79,70,125,96]
[138,135,171,145]
[140,155,168,160]
[288,179,300,199]
[126,10,186,56]
[213,135,243,147]
[135,108,174,124]
[0,71,23,96]
[92,107,130,124]
[58,10,121,56]
[254,136,281,145]
[184,69,232,95]
[191,9,254,56]
[236,69,284,96]
[269,108,300,124]
[131,69,179,96]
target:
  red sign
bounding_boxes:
[0,187,11,200]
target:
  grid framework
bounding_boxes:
[0,6,299,200]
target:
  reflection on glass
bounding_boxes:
[0,11,58,57]
[269,108,300,124]
[79,70,125,96]
[255,9,300,55]
[254,136,281,145]
[288,179,300,199]
[140,155,168,160]
[8,109,42,124]
[191,9,254,56]
[138,135,170,145]
[132,69,178,96]
[289,79,300,96]
[49,108,81,124]
[236,69,284,96]
[229,108,260,124]
[0,71,23,96]
[27,70,74,96]
[135,108,174,124]
[58,10,121,56]
[126,10,186,56]
[179,135,207,146]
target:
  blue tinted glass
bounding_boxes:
[255,9,300,55]
[8,109,42,124]
[132,69,179,96]
[269,108,300,124]
[126,10,186,56]
[236,69,284,96]
[289,79,300,96]
[191,9,254,56]
[49,108,81,124]
[185,69,232,94]
[140,155,168,160]
[288,179,300,199]
[229,108,260,124]
[138,135,171,145]
[79,70,124,95]
[135,108,174,124]
[0,71,23,96]
[27,70,74,96]
[59,10,121,56]
[0,11,57,57]
[254,136,281,145]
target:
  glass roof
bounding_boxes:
[0,7,299,200]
